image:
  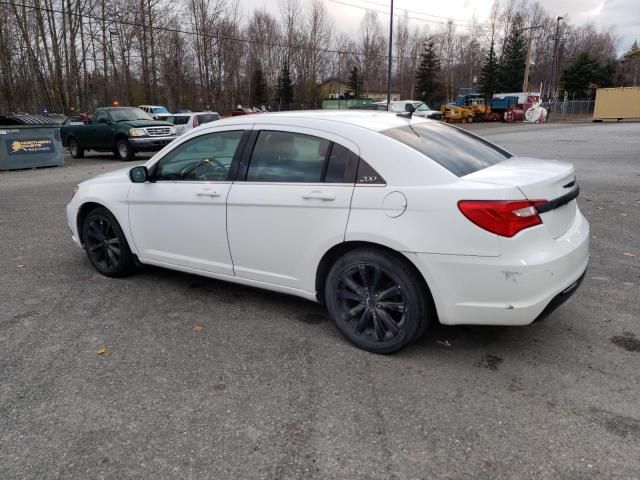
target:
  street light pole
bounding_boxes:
[386,0,394,108]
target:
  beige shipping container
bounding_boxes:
[593,87,640,121]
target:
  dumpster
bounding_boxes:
[0,114,64,171]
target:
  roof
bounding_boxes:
[212,110,429,133]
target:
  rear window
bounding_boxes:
[382,122,511,177]
[166,116,190,125]
[196,113,220,124]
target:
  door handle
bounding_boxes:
[196,189,221,197]
[302,191,336,201]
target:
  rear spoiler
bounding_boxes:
[536,185,580,214]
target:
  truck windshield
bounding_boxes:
[110,108,153,122]
[381,121,512,177]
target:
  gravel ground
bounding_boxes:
[0,122,639,479]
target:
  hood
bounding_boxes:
[118,120,173,128]
[413,110,441,117]
[81,166,132,186]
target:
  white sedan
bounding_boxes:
[67,111,589,353]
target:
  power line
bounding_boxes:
[348,0,472,24]
[326,0,486,28]
[2,0,422,60]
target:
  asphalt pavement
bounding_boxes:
[1,122,639,479]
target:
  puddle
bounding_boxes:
[610,332,640,352]
[476,353,504,370]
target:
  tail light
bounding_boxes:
[193,115,199,128]
[458,200,547,237]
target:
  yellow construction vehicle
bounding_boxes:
[441,93,518,123]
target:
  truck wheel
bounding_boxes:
[68,139,84,159]
[115,139,134,161]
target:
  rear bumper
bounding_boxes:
[534,268,586,322]
[129,136,176,151]
[409,211,590,326]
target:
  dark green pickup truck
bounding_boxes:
[61,107,177,161]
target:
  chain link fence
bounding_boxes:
[544,98,595,121]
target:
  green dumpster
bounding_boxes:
[0,114,64,171]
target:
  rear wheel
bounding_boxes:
[68,138,84,158]
[82,207,134,277]
[115,138,134,161]
[324,248,431,354]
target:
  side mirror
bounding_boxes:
[406,104,416,113]
[130,166,149,183]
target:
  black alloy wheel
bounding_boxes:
[325,249,431,354]
[337,264,406,342]
[82,207,134,277]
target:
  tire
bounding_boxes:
[324,248,432,354]
[115,138,134,161]
[68,138,84,158]
[82,206,134,277]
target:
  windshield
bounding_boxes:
[153,107,169,113]
[414,102,431,111]
[110,108,153,122]
[382,121,511,177]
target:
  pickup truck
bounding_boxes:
[61,107,177,161]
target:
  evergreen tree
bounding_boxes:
[276,62,294,108]
[630,39,639,53]
[561,51,616,98]
[561,52,596,97]
[251,67,268,106]
[415,40,440,104]
[498,14,527,92]
[348,66,362,99]
[480,36,499,98]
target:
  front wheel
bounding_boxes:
[68,138,84,158]
[115,139,134,161]
[82,207,134,277]
[324,248,431,354]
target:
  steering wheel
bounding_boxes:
[180,157,225,179]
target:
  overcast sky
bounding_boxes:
[238,0,639,54]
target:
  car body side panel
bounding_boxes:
[346,181,527,257]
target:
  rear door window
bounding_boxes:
[325,144,358,183]
[382,122,511,177]
[247,131,330,182]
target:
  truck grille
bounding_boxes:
[145,126,172,137]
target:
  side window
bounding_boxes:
[155,131,244,181]
[356,159,385,185]
[247,130,330,182]
[95,110,108,123]
[325,143,358,183]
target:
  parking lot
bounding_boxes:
[1,122,639,479]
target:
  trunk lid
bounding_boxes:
[463,157,578,238]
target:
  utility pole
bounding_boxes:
[386,0,394,108]
[522,25,543,92]
[550,16,563,98]
[338,52,342,110]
